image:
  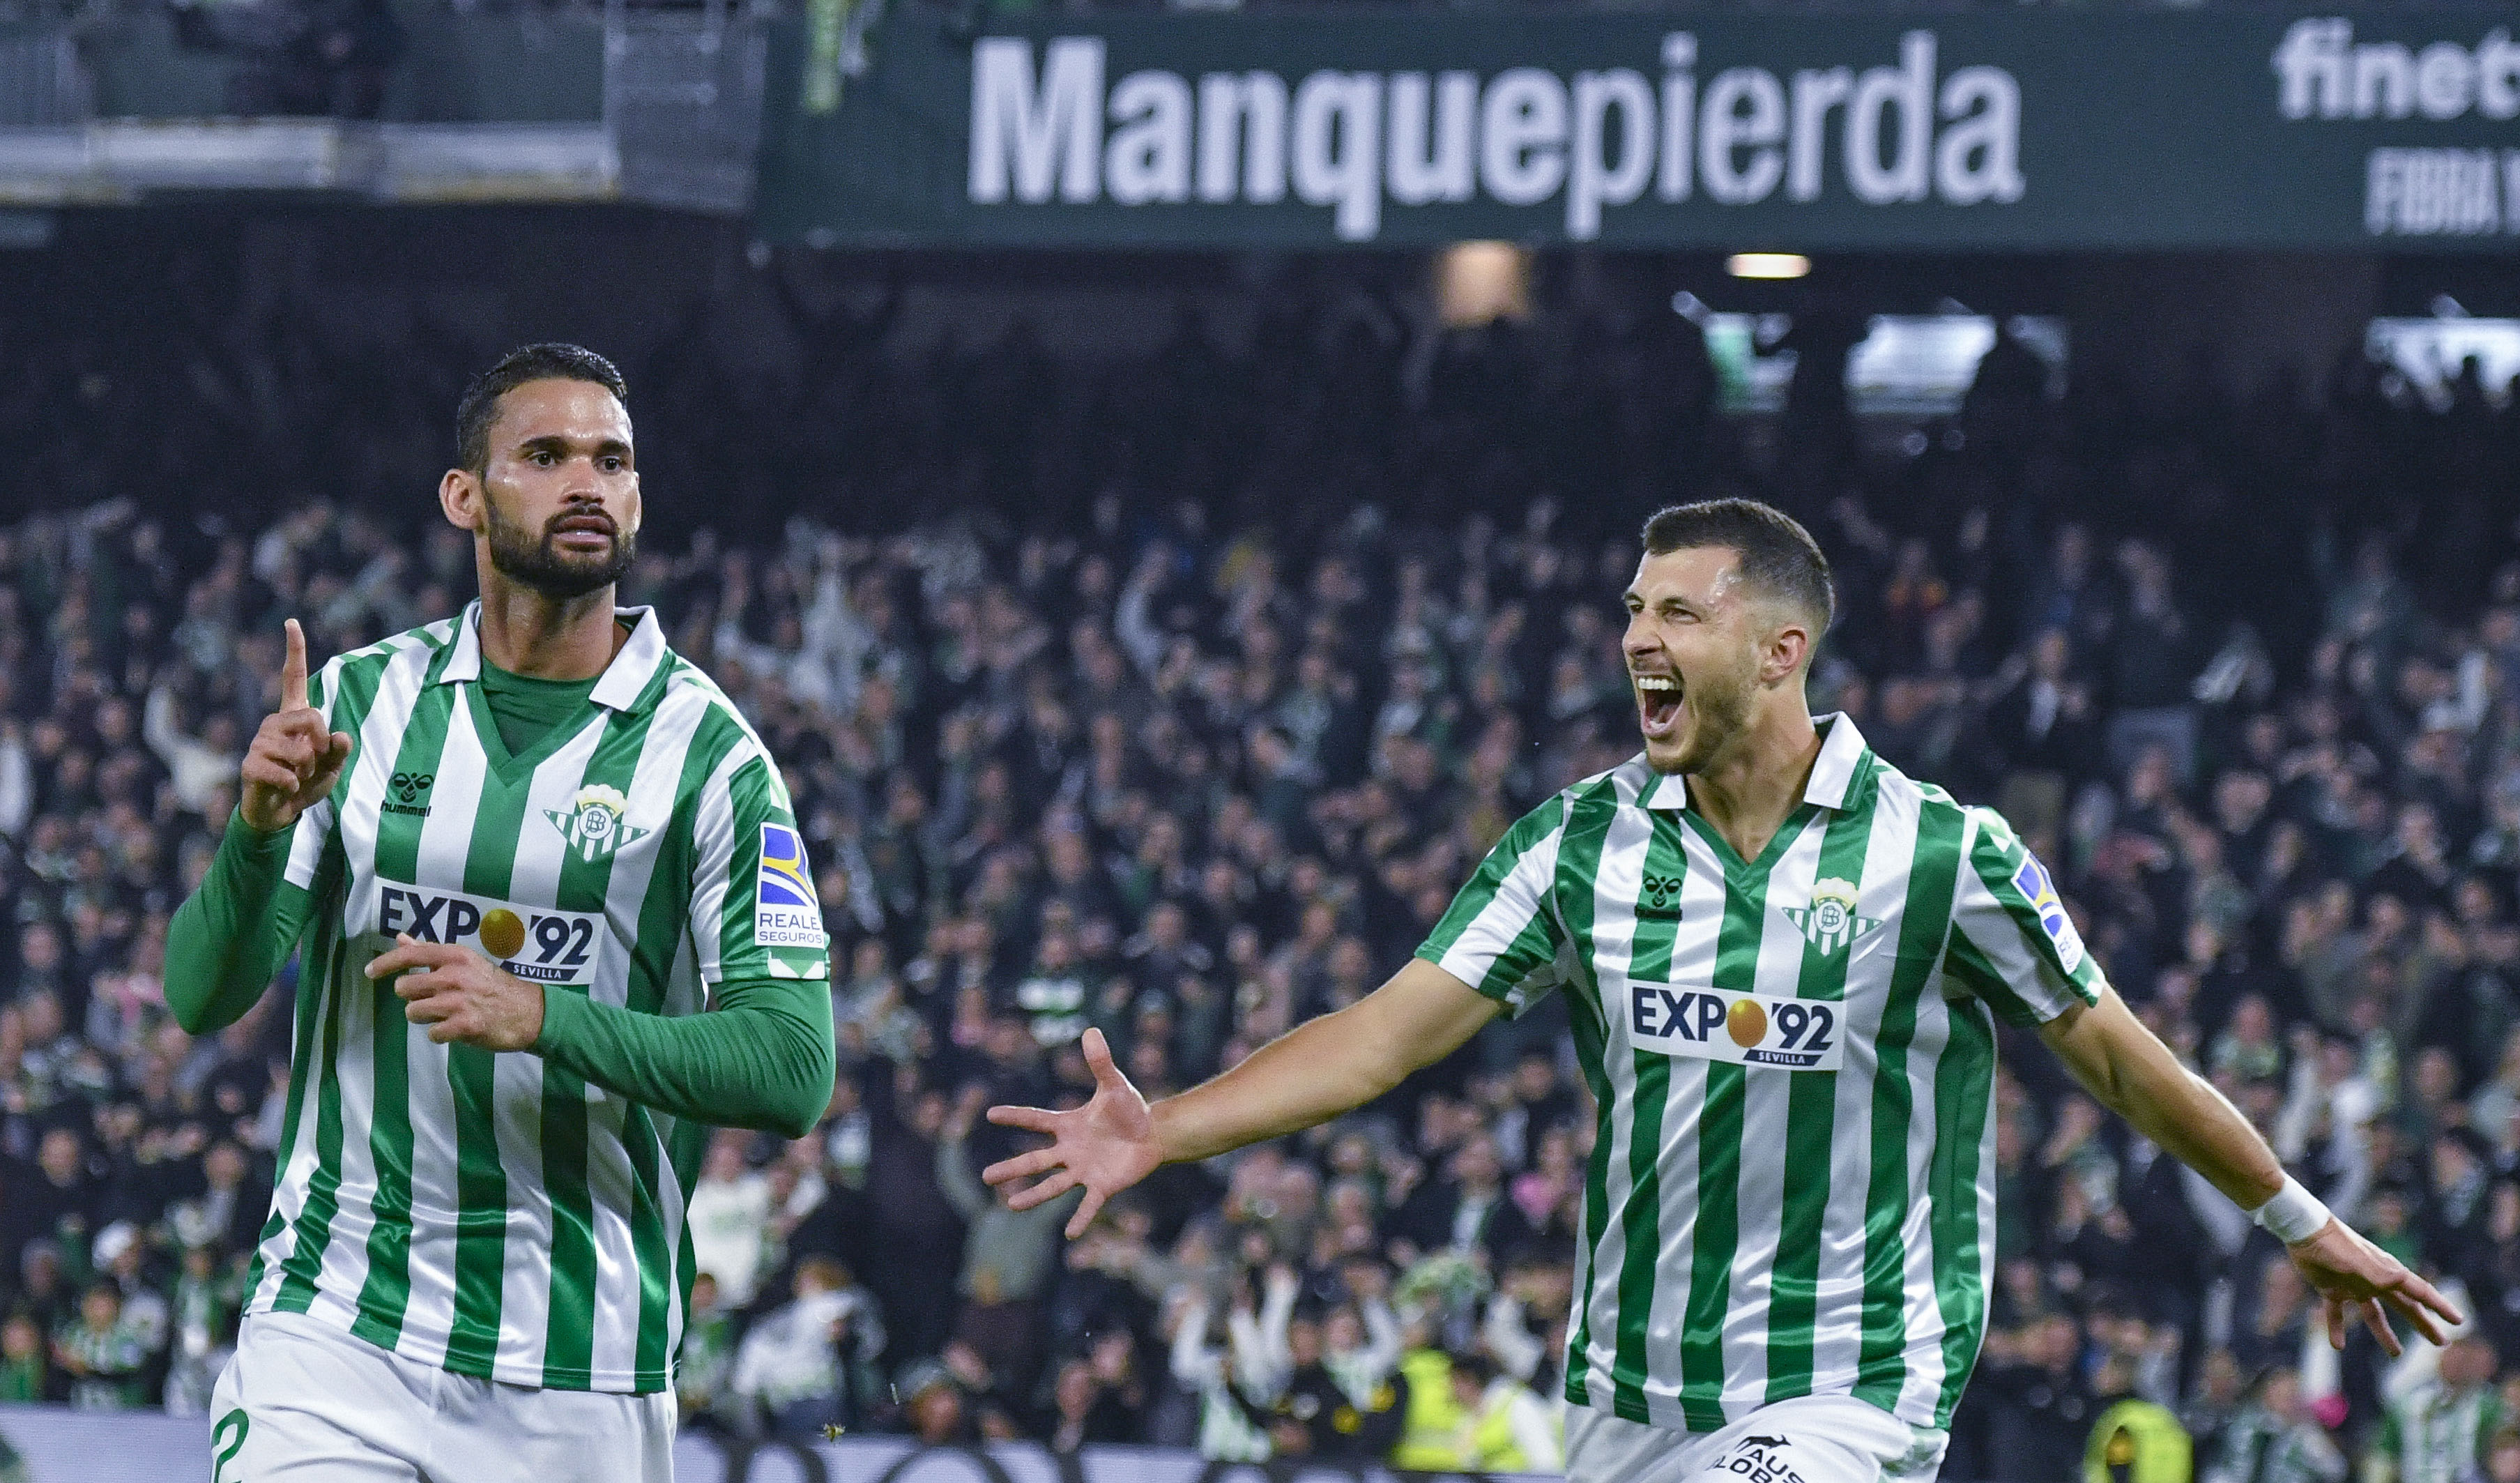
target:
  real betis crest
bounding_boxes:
[545,783,648,863]
[1782,877,1880,955]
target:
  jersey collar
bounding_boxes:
[1636,711,1873,812]
[435,599,672,715]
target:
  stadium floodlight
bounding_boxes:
[1726,252,1810,280]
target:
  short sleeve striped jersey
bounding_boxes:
[1415,714,2102,1435]
[243,602,830,1394]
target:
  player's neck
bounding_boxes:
[1682,704,1822,861]
[474,577,627,680]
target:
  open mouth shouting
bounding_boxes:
[1635,672,1683,741]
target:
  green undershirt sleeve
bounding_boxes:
[534,975,837,1141]
[165,812,316,1036]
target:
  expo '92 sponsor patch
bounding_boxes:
[1626,982,1845,1070]
[2011,851,2086,974]
[366,883,603,990]
[754,822,829,952]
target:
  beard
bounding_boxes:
[1650,653,1758,775]
[483,493,636,600]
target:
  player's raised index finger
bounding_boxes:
[282,619,310,713]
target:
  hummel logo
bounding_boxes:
[383,771,436,818]
[1639,872,1683,915]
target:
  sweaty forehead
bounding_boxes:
[491,379,632,448]
[1628,546,1743,605]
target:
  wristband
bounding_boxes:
[2248,1175,2332,1244]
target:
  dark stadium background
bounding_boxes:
[1,1,2519,1476]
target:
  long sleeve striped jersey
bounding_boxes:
[1416,714,2103,1436]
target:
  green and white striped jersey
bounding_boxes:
[1416,715,2102,1436]
[246,602,830,1393]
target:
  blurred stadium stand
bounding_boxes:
[0,224,2515,1483]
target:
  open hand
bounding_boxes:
[240,618,354,834]
[982,1028,1161,1239]
[367,933,547,1051]
[2288,1217,2463,1357]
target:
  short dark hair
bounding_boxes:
[1640,498,1835,637]
[455,343,629,474]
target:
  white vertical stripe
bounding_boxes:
[1574,798,1650,1413]
[282,798,335,891]
[490,714,611,1382]
[1808,778,1923,1388]
[391,696,494,1370]
[685,743,754,986]
[1723,821,1830,1413]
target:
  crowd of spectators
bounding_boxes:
[1,250,2519,1481]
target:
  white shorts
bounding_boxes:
[209,1310,676,1483]
[1564,1393,1948,1483]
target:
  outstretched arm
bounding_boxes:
[1154,958,1499,1163]
[985,958,1499,1237]
[2040,987,2460,1354]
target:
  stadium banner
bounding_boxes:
[0,1404,1556,1483]
[753,6,2520,250]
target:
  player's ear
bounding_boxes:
[1763,616,1811,686]
[439,467,484,534]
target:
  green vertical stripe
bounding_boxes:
[351,686,459,1350]
[1544,791,1614,1411]
[1852,798,1967,1412]
[1930,999,1997,1426]
[1613,813,1688,1424]
[718,761,772,971]
[1764,791,1879,1402]
[541,704,657,1384]
[444,748,531,1378]
[624,1104,677,1389]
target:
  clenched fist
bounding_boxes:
[240,618,354,835]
